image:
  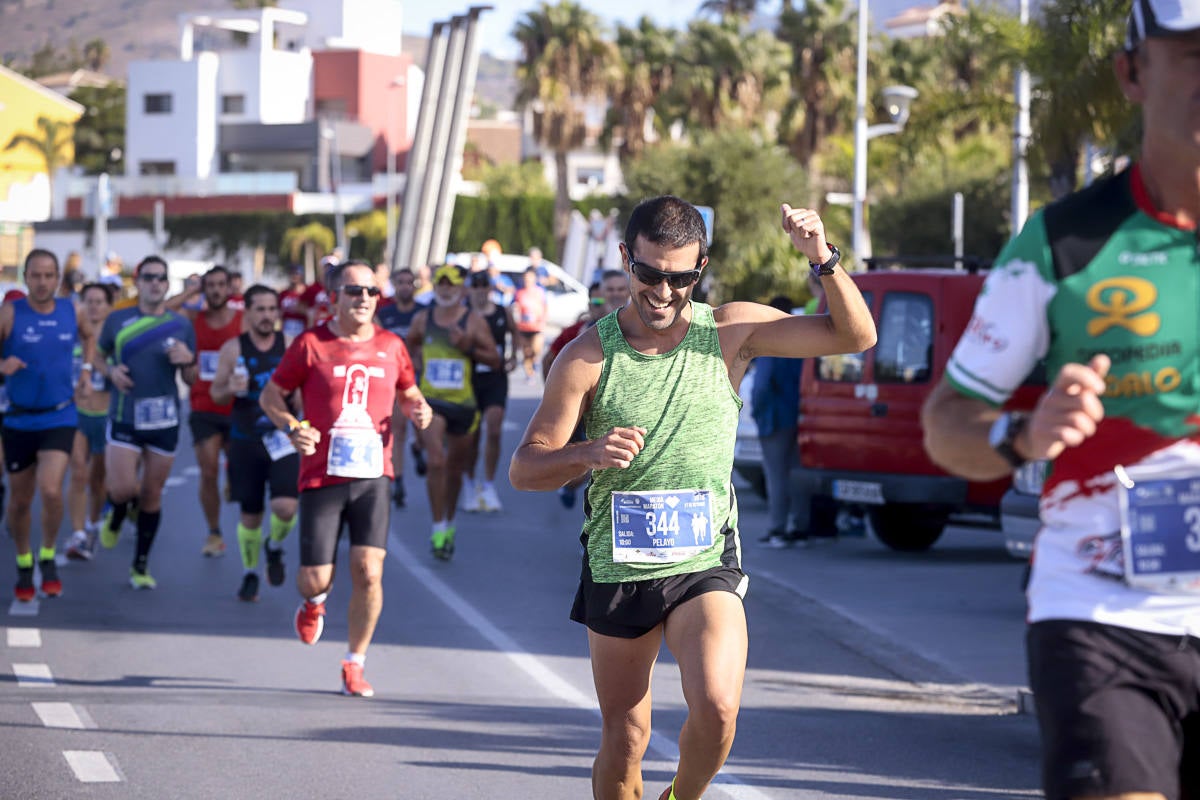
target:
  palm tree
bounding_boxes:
[671,19,791,134]
[606,18,680,161]
[83,38,109,71]
[695,0,760,21]
[1025,0,1131,197]
[5,115,74,216]
[776,0,857,172]
[513,0,619,259]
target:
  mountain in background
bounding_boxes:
[0,0,516,109]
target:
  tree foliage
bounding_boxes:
[5,115,74,210]
[622,128,810,304]
[69,84,125,175]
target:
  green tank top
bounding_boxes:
[419,308,475,407]
[582,302,742,583]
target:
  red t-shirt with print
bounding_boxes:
[270,324,417,490]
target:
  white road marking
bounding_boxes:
[63,751,121,783]
[7,627,41,647]
[164,476,186,487]
[8,599,39,616]
[183,466,200,476]
[13,662,55,687]
[33,702,86,729]
[387,535,772,800]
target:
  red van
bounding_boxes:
[794,259,1040,551]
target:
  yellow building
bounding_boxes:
[0,63,83,225]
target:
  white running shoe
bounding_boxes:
[65,530,93,561]
[479,484,502,513]
[460,483,484,513]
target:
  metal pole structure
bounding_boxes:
[409,17,468,272]
[427,6,491,266]
[1010,0,1030,238]
[93,173,110,280]
[852,0,870,262]
[952,191,964,270]
[384,76,404,266]
[393,21,449,272]
[323,124,346,255]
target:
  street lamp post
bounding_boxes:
[851,0,917,262]
[385,75,405,266]
[321,124,346,255]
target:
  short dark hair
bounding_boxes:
[468,271,491,288]
[391,268,414,280]
[80,282,116,305]
[767,294,794,314]
[243,284,278,308]
[23,248,59,276]
[202,265,231,288]
[328,259,373,293]
[600,269,625,283]
[135,255,168,277]
[623,196,708,263]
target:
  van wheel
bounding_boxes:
[867,504,948,552]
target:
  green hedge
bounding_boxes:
[447,195,557,257]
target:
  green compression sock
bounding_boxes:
[237,523,262,571]
[15,552,33,569]
[38,546,56,562]
[269,513,295,544]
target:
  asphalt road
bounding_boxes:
[0,376,1042,799]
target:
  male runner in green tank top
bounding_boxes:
[510,196,876,800]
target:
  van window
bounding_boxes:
[816,291,872,382]
[876,292,932,384]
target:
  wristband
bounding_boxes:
[810,243,840,277]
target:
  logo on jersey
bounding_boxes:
[1086,277,1160,337]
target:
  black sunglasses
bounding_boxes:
[627,258,702,290]
[341,284,381,298]
[138,273,169,283]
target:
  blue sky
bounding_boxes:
[403,0,716,61]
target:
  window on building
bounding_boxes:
[315,98,348,120]
[221,94,246,114]
[143,93,173,114]
[139,161,176,176]
[575,167,604,188]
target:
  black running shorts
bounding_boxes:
[1,425,76,473]
[298,476,390,566]
[428,399,478,437]
[571,528,748,639]
[472,371,508,411]
[188,410,231,446]
[108,420,179,457]
[1027,619,1200,800]
[228,437,299,515]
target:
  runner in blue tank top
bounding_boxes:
[0,249,97,601]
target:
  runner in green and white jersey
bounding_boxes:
[923,4,1200,796]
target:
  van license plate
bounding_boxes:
[832,480,884,505]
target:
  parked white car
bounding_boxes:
[452,253,590,331]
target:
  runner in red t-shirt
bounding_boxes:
[260,260,432,698]
[183,267,243,557]
[279,264,308,339]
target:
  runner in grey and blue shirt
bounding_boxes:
[93,255,197,590]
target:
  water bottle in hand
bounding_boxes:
[233,355,249,398]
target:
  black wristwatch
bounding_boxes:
[988,411,1029,470]
[810,243,840,277]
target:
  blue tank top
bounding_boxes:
[2,297,78,430]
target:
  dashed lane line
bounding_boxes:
[33,703,87,729]
[8,599,39,616]
[7,627,41,647]
[63,751,122,783]
[13,662,55,687]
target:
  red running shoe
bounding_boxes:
[294,599,325,645]
[341,660,374,697]
[14,566,35,602]
[38,560,61,597]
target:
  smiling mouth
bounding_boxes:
[645,296,672,310]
